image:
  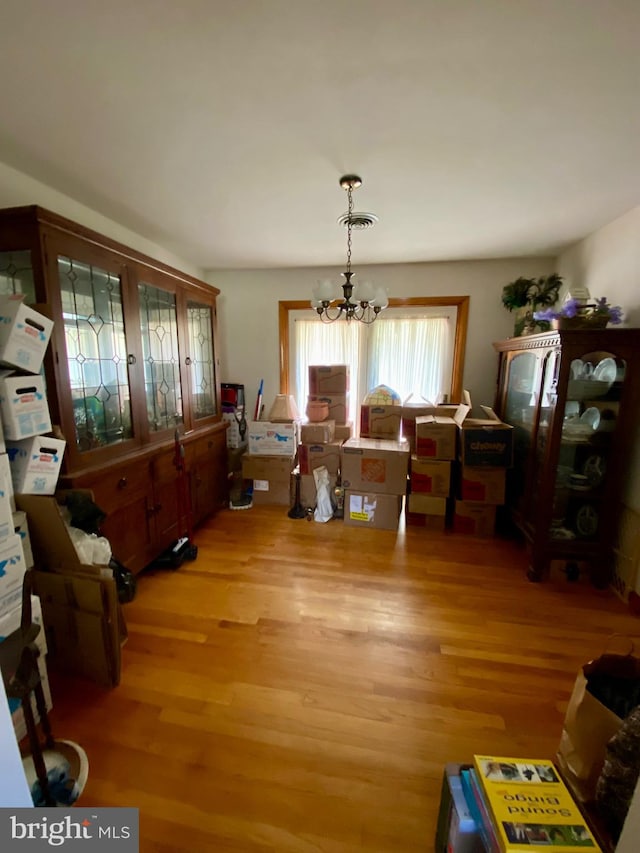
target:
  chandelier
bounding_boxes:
[311,174,388,324]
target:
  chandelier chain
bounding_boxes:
[346,184,353,276]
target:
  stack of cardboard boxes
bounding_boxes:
[341,436,410,530]
[407,404,459,530]
[403,393,513,537]
[242,412,299,506]
[452,405,513,537]
[299,366,353,507]
[0,296,55,738]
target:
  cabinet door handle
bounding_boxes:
[185,356,192,366]
[127,354,136,365]
[117,477,128,489]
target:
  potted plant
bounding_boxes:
[502,274,563,336]
[534,297,623,330]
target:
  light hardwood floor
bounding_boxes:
[48,505,638,852]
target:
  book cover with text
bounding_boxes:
[472,755,601,852]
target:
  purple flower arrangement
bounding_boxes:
[534,297,623,325]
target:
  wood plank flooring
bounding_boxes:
[47,506,639,852]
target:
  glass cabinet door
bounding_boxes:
[138,282,184,433]
[59,255,134,452]
[186,299,217,422]
[0,250,37,303]
[503,351,540,513]
[550,349,625,541]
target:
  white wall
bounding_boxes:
[207,258,555,417]
[0,160,203,279]
[557,205,640,510]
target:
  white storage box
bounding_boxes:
[6,436,66,495]
[0,372,52,439]
[0,452,15,511]
[248,421,298,457]
[0,298,53,374]
[0,594,48,657]
[0,533,26,618]
[0,464,14,544]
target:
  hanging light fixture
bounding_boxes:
[311,174,388,324]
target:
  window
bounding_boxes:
[279,296,469,429]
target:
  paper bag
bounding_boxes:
[556,669,623,804]
[556,639,640,804]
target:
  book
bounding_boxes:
[435,764,483,853]
[472,755,602,852]
[460,768,501,853]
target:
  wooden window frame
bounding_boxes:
[278,295,470,401]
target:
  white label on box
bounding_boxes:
[348,493,377,522]
[253,479,269,492]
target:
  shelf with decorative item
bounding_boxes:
[534,296,623,331]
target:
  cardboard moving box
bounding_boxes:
[6,436,66,495]
[360,404,402,440]
[15,494,125,686]
[459,466,506,504]
[298,442,342,477]
[308,365,349,395]
[410,458,451,497]
[415,416,457,461]
[0,298,54,374]
[455,406,513,468]
[247,421,297,457]
[0,373,52,440]
[452,500,496,537]
[242,455,294,505]
[344,491,403,530]
[300,420,336,444]
[341,438,409,496]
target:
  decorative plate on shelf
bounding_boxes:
[575,504,599,538]
[593,357,617,385]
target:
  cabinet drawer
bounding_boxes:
[84,462,150,513]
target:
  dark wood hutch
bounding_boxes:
[494,327,640,583]
[0,205,228,573]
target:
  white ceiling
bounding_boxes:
[0,0,639,271]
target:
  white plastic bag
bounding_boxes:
[313,466,334,523]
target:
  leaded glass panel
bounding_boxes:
[139,282,183,432]
[59,256,133,451]
[0,250,36,303]
[187,300,216,419]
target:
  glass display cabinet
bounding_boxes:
[494,328,640,583]
[0,205,227,571]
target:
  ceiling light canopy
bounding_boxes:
[311,175,388,324]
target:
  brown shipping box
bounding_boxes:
[415,416,457,461]
[341,438,410,496]
[344,490,403,530]
[360,404,402,440]
[455,405,513,468]
[334,422,354,441]
[406,494,447,516]
[409,457,451,497]
[401,391,471,450]
[300,420,336,444]
[308,365,349,395]
[452,500,496,537]
[405,503,447,531]
[459,466,506,504]
[298,442,342,476]
[242,455,294,505]
[307,394,349,425]
[15,494,124,687]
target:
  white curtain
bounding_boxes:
[367,316,451,403]
[293,319,364,425]
[293,313,452,427]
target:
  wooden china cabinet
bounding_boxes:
[494,328,640,584]
[0,205,228,572]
